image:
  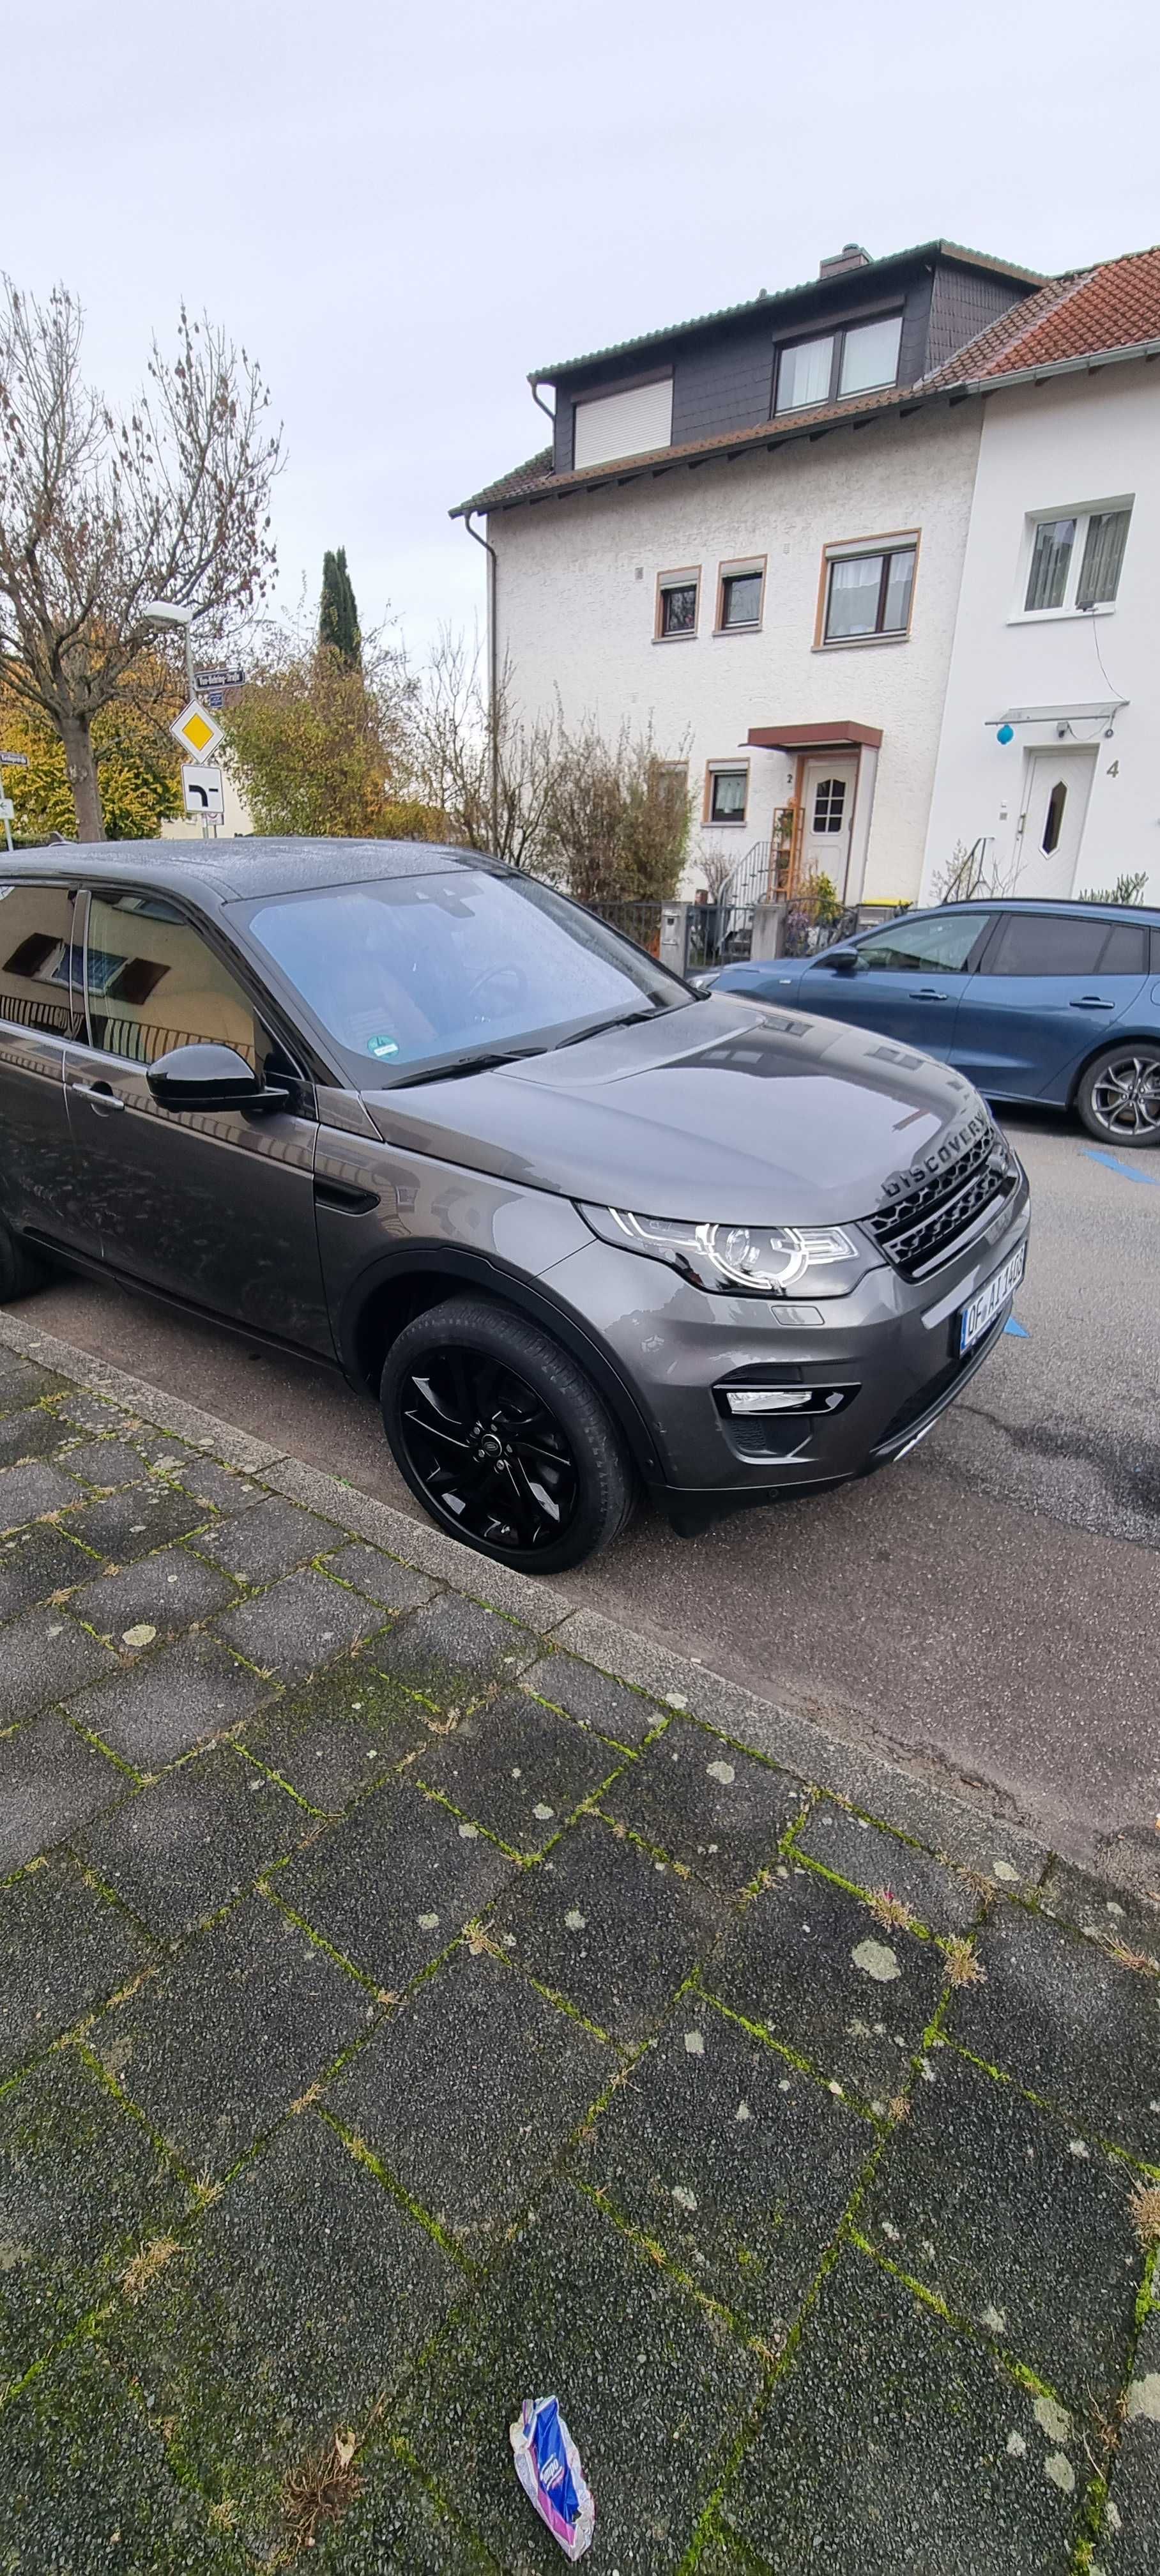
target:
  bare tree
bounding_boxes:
[546,713,691,908]
[0,279,281,839]
[410,630,556,869]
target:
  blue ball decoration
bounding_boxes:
[996,723,1015,744]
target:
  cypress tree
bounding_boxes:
[319,546,361,666]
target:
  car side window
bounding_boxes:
[0,882,84,1038]
[987,914,1147,977]
[852,912,994,976]
[84,893,261,1068]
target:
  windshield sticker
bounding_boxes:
[366,1033,400,1060]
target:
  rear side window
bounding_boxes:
[855,911,994,975]
[85,893,261,1068]
[988,913,1147,977]
[0,882,83,1037]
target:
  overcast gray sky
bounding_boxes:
[7,0,1157,664]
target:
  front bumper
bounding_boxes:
[540,1167,1030,1509]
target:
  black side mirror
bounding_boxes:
[146,1043,289,1114]
[818,945,860,974]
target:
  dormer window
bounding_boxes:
[775,312,902,414]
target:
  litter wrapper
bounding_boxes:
[510,2394,595,2559]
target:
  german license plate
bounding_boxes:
[957,1241,1026,1355]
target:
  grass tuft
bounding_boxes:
[120,2236,183,2303]
[869,1887,916,1933]
[942,1936,987,1988]
[1128,2179,1160,2249]
[280,2431,363,2544]
[1108,1942,1159,1977]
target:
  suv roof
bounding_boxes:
[1,837,480,906]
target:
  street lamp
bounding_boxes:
[141,601,198,702]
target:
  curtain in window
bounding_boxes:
[1025,518,1075,611]
[1076,509,1130,608]
[777,337,833,411]
[883,549,915,632]
[827,555,882,638]
[837,315,903,397]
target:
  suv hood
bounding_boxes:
[362,995,988,1227]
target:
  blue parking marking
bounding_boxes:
[1004,1318,1030,1338]
[1084,1147,1160,1186]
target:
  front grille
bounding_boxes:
[867,1122,1018,1280]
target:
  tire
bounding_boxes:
[0,1213,47,1305]
[1074,1045,1160,1148]
[380,1294,636,1575]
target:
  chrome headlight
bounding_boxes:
[579,1204,874,1298]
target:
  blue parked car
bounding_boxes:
[712,898,1160,1147]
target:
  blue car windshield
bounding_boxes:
[245,868,689,1077]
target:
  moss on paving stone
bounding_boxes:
[52,1435,162,1489]
[329,1947,609,2251]
[409,1687,623,1857]
[1,1611,119,1731]
[211,1563,386,1683]
[708,1866,944,2113]
[599,1715,804,1899]
[0,1852,153,2082]
[947,1901,1160,2163]
[0,1405,72,1468]
[61,1476,213,1563]
[0,2340,248,2572]
[1099,2303,1160,2575]
[0,2049,187,2386]
[74,1745,320,1941]
[721,2242,1083,2571]
[63,1633,272,1772]
[319,1540,439,1614]
[368,1596,542,1715]
[310,2441,501,2571]
[0,1455,86,1532]
[240,1687,427,1813]
[85,1894,372,2175]
[71,1545,238,1643]
[190,1493,342,1586]
[395,2179,762,2572]
[862,2043,1141,2409]
[492,1812,726,2045]
[277,1777,517,1992]
[0,1522,94,1622]
[0,1353,70,1412]
[0,1711,128,1871]
[99,2112,461,2553]
[795,1800,982,1935]
[524,1648,664,1749]
[572,1994,876,2342]
[1038,1860,1160,1974]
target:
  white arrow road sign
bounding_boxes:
[181,762,225,818]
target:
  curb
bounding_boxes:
[0,1305,1111,1898]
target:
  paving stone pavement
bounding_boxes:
[0,1321,1157,2573]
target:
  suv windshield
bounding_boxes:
[244,868,689,1079]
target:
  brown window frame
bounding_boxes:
[654,566,701,641]
[703,760,750,826]
[814,529,920,648]
[714,556,766,636]
[774,310,904,417]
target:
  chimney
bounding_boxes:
[819,243,871,279]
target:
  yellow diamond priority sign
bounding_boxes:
[170,699,224,760]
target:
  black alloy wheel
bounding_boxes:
[380,1294,634,1573]
[1077,1046,1160,1146]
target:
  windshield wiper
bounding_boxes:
[386,1045,547,1089]
[552,1008,669,1050]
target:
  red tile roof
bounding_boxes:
[927,246,1160,384]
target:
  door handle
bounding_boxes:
[72,1080,126,1113]
[908,988,949,1000]
[1070,996,1114,1010]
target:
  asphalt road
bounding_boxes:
[16,1104,1160,1878]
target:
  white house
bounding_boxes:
[920,249,1160,907]
[454,238,1160,916]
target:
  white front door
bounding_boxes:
[1012,749,1095,897]
[800,755,858,896]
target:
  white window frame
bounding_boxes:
[704,760,750,826]
[1011,495,1134,624]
